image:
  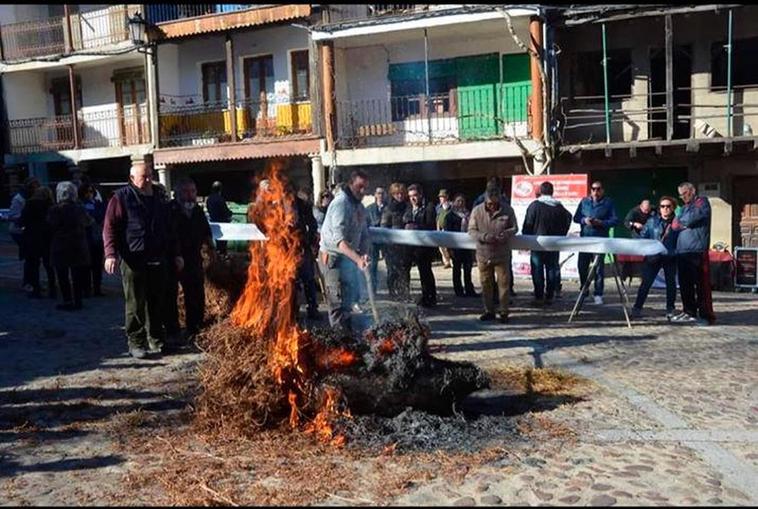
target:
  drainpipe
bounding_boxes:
[68,64,80,149]
[726,9,733,138]
[424,28,432,143]
[601,23,611,144]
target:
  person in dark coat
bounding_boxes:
[365,187,387,293]
[671,182,715,325]
[473,177,517,297]
[9,177,41,290]
[381,182,411,301]
[47,181,93,311]
[103,162,182,359]
[403,183,438,307]
[631,196,679,320]
[205,181,233,255]
[294,188,321,321]
[164,178,214,346]
[79,183,107,297]
[573,180,619,305]
[522,181,572,304]
[624,199,655,238]
[444,193,477,297]
[20,186,56,299]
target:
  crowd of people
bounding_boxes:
[6,163,716,357]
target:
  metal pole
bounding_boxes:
[424,28,432,143]
[726,9,733,138]
[601,23,611,144]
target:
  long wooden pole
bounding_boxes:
[68,64,80,149]
[226,33,237,141]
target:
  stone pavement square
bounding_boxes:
[1,241,757,505]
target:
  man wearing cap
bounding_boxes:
[436,189,453,269]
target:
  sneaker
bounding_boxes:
[630,307,642,318]
[479,312,497,322]
[593,296,604,305]
[498,314,509,324]
[671,313,696,323]
[665,309,676,321]
[129,346,147,359]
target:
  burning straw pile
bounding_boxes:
[195,161,488,443]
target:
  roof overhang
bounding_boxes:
[153,137,321,166]
[311,8,539,41]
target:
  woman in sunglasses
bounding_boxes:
[630,196,679,320]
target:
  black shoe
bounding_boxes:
[129,346,147,359]
[146,342,163,356]
[479,312,497,321]
[465,289,478,298]
[499,314,510,324]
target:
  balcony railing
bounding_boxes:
[336,84,531,149]
[146,4,256,24]
[8,105,150,154]
[158,95,313,148]
[0,5,131,62]
[321,4,438,25]
[557,84,758,145]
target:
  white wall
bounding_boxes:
[3,72,48,119]
[157,24,311,105]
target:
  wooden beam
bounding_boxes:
[308,35,322,138]
[320,41,336,153]
[64,4,74,54]
[686,139,700,153]
[665,14,674,141]
[529,16,544,141]
[68,64,80,149]
[225,34,237,142]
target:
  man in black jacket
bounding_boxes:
[522,181,572,305]
[624,199,654,238]
[164,177,214,348]
[403,183,437,307]
[206,181,233,255]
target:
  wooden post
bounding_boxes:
[146,48,160,148]
[68,64,80,149]
[225,33,237,141]
[529,16,544,141]
[321,41,336,153]
[308,35,322,137]
[665,14,674,141]
[63,4,74,54]
[601,23,611,144]
[0,24,5,61]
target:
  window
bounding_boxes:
[572,49,633,98]
[244,55,274,102]
[290,50,309,100]
[202,61,227,104]
[711,37,758,88]
[388,62,458,120]
[50,77,82,116]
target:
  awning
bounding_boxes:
[153,137,321,166]
[155,4,311,40]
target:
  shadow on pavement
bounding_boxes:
[0,455,125,478]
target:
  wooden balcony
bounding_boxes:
[158,97,313,148]
[8,105,150,155]
[0,5,131,62]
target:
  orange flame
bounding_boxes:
[230,160,353,442]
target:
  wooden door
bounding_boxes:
[115,74,147,146]
[734,176,758,248]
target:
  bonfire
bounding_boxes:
[195,160,489,444]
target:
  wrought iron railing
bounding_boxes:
[158,95,313,147]
[320,4,439,25]
[335,84,531,148]
[0,5,131,61]
[8,105,150,154]
[146,4,256,24]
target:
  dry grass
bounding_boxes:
[487,364,593,397]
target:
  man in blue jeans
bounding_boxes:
[522,181,572,305]
[573,180,619,305]
[631,196,679,320]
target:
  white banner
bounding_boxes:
[209,222,267,241]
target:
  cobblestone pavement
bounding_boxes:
[1,238,757,505]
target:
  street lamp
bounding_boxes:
[128,11,155,55]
